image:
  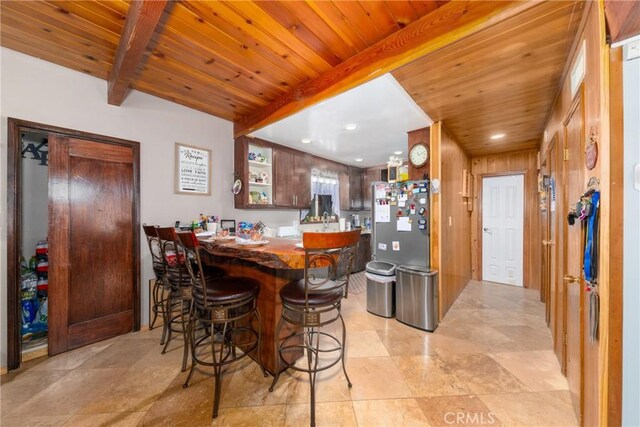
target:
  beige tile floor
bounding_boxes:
[1,280,578,426]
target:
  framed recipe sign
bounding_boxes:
[175,142,212,195]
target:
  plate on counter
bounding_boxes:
[213,235,236,241]
[235,238,269,247]
[196,231,216,238]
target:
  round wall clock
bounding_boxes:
[409,143,429,168]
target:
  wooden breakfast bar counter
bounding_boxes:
[198,237,305,374]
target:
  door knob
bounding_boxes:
[563,274,581,282]
[483,228,492,234]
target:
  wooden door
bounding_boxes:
[48,136,138,355]
[563,96,584,421]
[274,148,294,208]
[481,175,525,286]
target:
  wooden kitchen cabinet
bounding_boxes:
[293,152,311,208]
[362,168,379,210]
[354,233,372,272]
[234,137,275,209]
[348,166,363,210]
[274,147,311,208]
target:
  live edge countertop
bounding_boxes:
[199,236,305,270]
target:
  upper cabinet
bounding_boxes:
[234,137,275,209]
[348,166,363,210]
[235,137,374,211]
[274,147,310,208]
[362,168,379,210]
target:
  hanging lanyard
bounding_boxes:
[583,191,600,284]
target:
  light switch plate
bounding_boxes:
[635,163,640,191]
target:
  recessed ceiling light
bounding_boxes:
[354,158,364,162]
[393,151,403,155]
[344,123,358,131]
[300,138,311,144]
[490,133,506,140]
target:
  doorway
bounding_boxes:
[19,131,50,357]
[6,118,141,370]
[481,174,524,286]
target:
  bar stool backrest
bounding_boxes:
[155,226,189,288]
[175,231,209,310]
[142,224,163,278]
[301,230,361,308]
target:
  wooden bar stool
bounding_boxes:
[269,230,361,427]
[176,231,266,419]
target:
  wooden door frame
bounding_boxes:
[540,133,558,308]
[6,118,141,371]
[476,170,528,286]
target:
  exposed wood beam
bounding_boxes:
[108,0,168,106]
[234,0,540,138]
[604,0,640,44]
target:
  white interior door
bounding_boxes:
[482,174,524,286]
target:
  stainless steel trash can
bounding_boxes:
[365,261,396,318]
[395,265,439,331]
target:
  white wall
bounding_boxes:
[622,50,640,427]
[0,47,245,369]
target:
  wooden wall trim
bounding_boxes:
[603,44,623,427]
[6,119,22,371]
[429,123,442,319]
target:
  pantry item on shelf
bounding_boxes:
[249,191,261,204]
[248,152,257,161]
[259,171,269,183]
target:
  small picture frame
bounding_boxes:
[387,165,398,183]
[175,142,212,195]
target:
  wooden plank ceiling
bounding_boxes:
[1,1,584,156]
[392,0,585,156]
[0,0,445,121]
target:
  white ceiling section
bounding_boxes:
[250,74,432,168]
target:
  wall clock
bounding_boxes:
[409,143,429,168]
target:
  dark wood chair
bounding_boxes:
[176,230,266,419]
[269,229,361,427]
[142,224,168,341]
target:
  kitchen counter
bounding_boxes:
[199,236,304,374]
[199,236,306,270]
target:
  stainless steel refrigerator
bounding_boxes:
[370,180,439,331]
[371,180,430,267]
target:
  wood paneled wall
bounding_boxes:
[430,122,472,320]
[540,2,618,424]
[470,150,541,290]
[408,127,430,181]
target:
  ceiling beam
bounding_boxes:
[233,0,540,138]
[604,0,640,44]
[108,0,168,106]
